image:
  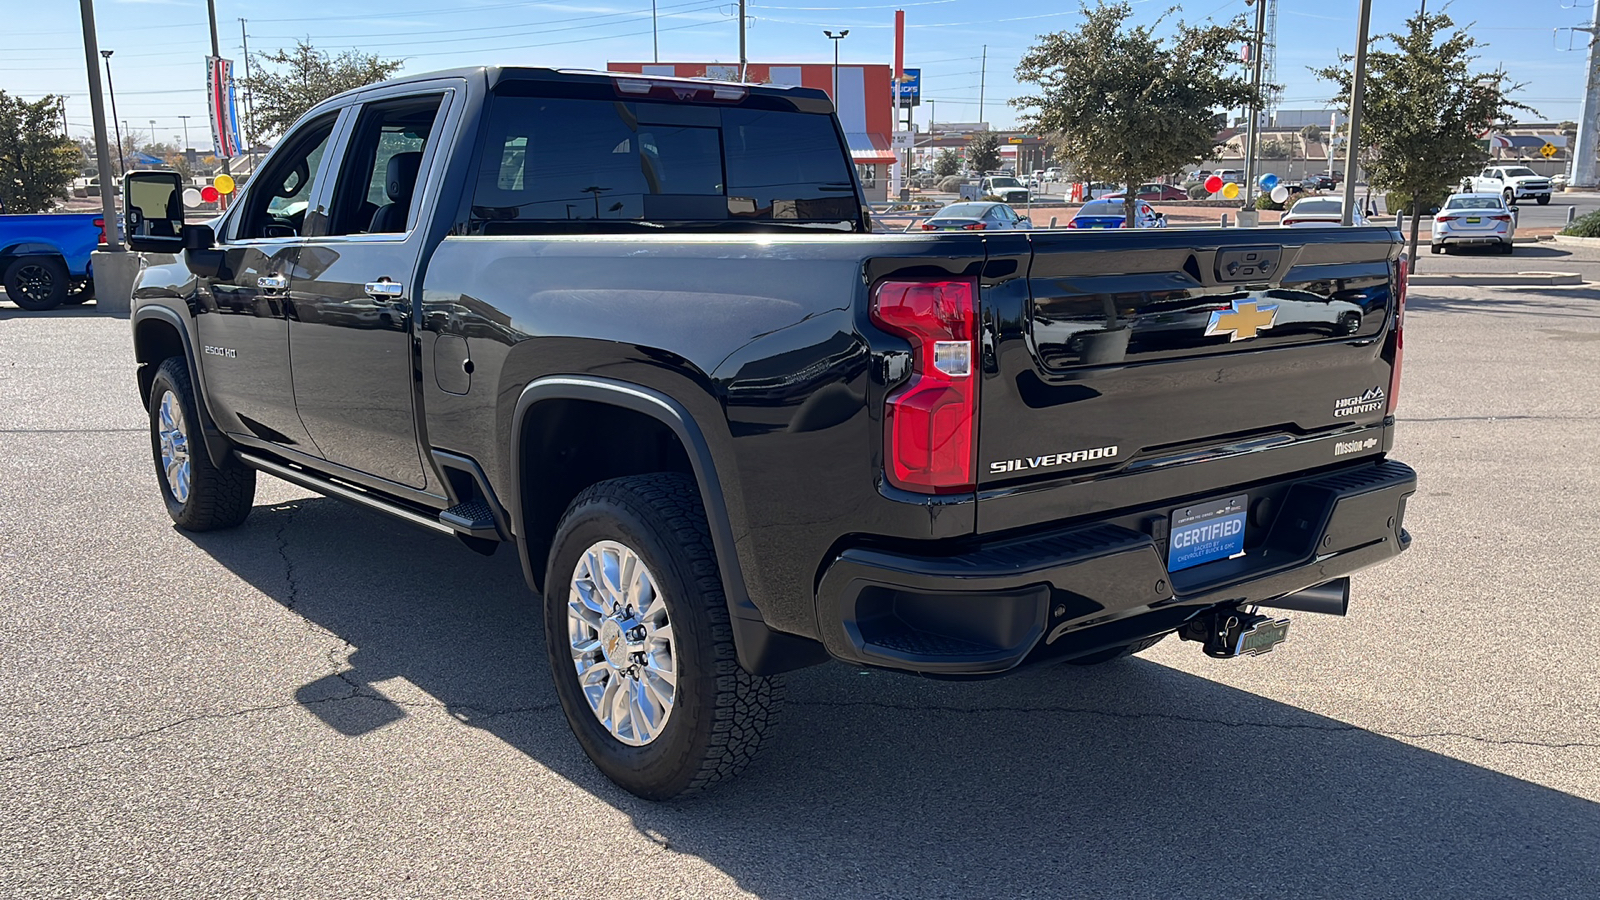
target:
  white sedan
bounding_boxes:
[1279,196,1369,227]
[1431,193,1515,254]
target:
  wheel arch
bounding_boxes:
[132,306,232,469]
[509,376,827,677]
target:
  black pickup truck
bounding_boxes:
[125,67,1414,800]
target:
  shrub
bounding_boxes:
[1255,192,1284,211]
[938,175,965,193]
[1563,209,1600,237]
[1187,182,1211,200]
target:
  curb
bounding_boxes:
[1407,272,1584,286]
[1551,235,1600,247]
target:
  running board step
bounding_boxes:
[236,452,458,538]
[440,500,500,538]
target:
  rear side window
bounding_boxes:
[469,95,861,232]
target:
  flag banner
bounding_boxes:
[207,56,242,158]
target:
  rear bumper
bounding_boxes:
[1434,233,1510,246]
[814,459,1416,676]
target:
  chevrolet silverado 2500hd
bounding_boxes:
[124,67,1415,800]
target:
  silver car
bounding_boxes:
[1431,193,1515,255]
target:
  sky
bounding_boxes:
[3,0,1594,149]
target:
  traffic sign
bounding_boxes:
[1008,137,1023,144]
[1541,143,1558,158]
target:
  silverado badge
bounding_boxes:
[1204,299,1279,342]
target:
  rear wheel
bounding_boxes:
[544,473,782,800]
[147,358,256,530]
[1430,243,1442,255]
[3,256,69,311]
[61,278,93,305]
[1501,242,1515,255]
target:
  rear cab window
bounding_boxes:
[468,80,864,234]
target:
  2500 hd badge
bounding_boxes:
[989,445,1119,474]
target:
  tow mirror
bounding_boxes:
[123,169,185,253]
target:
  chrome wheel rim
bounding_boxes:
[567,540,676,746]
[157,390,192,504]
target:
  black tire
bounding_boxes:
[1065,633,1168,667]
[1430,244,1442,255]
[147,358,256,531]
[1503,189,1515,207]
[544,473,782,800]
[1502,242,1515,255]
[61,278,93,305]
[3,256,69,311]
[1536,195,1550,206]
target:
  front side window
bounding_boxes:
[470,94,861,232]
[236,115,337,240]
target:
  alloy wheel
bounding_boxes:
[566,540,676,746]
[157,390,192,504]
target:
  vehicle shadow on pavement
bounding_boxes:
[189,496,1600,899]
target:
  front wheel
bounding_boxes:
[1503,189,1516,207]
[147,358,256,530]
[545,473,782,800]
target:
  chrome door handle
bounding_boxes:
[364,280,404,298]
[256,274,287,291]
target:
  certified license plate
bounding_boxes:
[1167,494,1248,572]
[1467,217,1481,223]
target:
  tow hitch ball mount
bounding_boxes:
[1181,608,1292,659]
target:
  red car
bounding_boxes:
[1102,183,1189,202]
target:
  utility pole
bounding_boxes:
[738,0,747,81]
[179,115,191,151]
[1341,0,1373,224]
[78,0,121,250]
[1573,0,1600,189]
[239,17,257,169]
[58,97,69,137]
[1242,0,1267,207]
[101,50,124,178]
[207,0,231,201]
[651,1,659,63]
[978,45,986,128]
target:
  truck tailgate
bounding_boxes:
[976,227,1402,535]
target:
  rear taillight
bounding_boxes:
[1434,215,1457,223]
[921,223,937,231]
[94,217,106,245]
[963,222,986,230]
[1064,220,1079,229]
[1488,214,1511,222]
[871,280,979,493]
[1388,254,1407,415]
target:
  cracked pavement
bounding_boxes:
[3,285,1600,898]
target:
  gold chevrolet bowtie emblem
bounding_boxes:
[1204,299,1279,342]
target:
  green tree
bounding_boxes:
[966,132,1001,173]
[0,91,77,214]
[1316,11,1529,269]
[1300,123,1322,149]
[931,148,962,177]
[1013,1,1259,226]
[240,40,403,139]
[1260,139,1291,160]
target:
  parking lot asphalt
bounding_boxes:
[3,282,1600,898]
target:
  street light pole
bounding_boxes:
[79,0,121,250]
[178,115,191,151]
[1341,0,1374,224]
[100,49,124,178]
[824,29,849,105]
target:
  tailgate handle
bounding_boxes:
[1214,246,1282,282]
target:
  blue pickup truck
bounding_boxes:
[0,213,104,310]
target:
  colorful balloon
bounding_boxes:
[182,187,202,207]
[213,174,236,195]
[200,185,220,204]
[1260,173,1279,190]
[1222,182,1240,200]
[1204,175,1223,193]
[1270,185,1290,204]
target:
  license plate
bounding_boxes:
[1167,494,1248,572]
[1467,217,1481,223]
